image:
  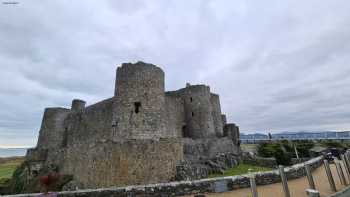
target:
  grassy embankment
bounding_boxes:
[208,163,272,178]
[0,157,24,186]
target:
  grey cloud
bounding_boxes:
[1,0,350,147]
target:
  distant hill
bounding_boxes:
[0,148,27,158]
[240,130,350,140]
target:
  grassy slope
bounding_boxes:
[0,157,24,179]
[208,163,272,178]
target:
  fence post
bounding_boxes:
[279,165,291,197]
[305,163,316,189]
[335,159,347,185]
[341,154,350,182]
[323,159,337,192]
[249,174,258,197]
[345,152,350,175]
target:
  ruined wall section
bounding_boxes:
[112,62,167,140]
[210,93,223,137]
[62,138,183,188]
[165,91,185,138]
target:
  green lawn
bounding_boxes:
[208,163,273,178]
[0,158,23,179]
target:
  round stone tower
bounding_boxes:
[113,61,167,139]
[182,85,216,139]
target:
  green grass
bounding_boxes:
[208,163,273,178]
[0,158,24,179]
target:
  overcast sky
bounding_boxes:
[1,0,350,147]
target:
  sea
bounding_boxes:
[0,148,27,158]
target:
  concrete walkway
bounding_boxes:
[184,164,348,197]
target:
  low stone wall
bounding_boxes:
[6,156,324,197]
[291,157,311,165]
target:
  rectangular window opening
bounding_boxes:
[134,102,141,113]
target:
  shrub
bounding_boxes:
[321,140,344,148]
[257,143,292,165]
[294,140,314,158]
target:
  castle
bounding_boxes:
[25,62,241,190]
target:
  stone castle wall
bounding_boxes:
[62,138,183,188]
[165,91,185,138]
[24,61,241,190]
[66,97,114,146]
[163,85,226,140]
[36,108,70,150]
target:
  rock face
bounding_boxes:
[22,61,241,191]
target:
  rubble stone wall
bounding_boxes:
[61,138,183,189]
[9,156,323,197]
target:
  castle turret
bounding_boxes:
[113,61,167,139]
[71,99,86,112]
[182,85,215,139]
[210,93,224,137]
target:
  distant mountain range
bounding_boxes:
[0,148,27,158]
[240,130,350,140]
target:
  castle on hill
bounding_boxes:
[24,61,241,189]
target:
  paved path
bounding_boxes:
[184,164,348,197]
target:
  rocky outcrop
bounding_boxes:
[242,152,277,168]
[176,153,240,181]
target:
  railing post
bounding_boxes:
[305,163,316,189]
[341,154,350,182]
[249,173,258,197]
[323,159,337,192]
[335,158,347,185]
[345,151,350,175]
[279,165,291,197]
